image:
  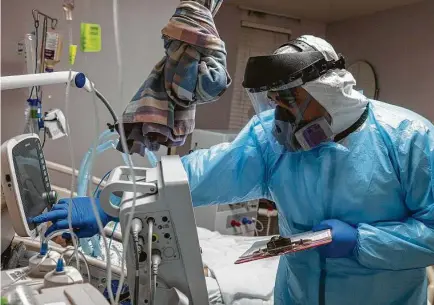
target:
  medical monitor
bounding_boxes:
[1,134,53,237]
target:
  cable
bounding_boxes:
[252,217,264,236]
[108,222,118,253]
[113,1,138,304]
[152,274,157,303]
[150,249,161,305]
[95,88,118,124]
[44,229,79,246]
[266,218,271,236]
[41,128,47,148]
[131,233,140,305]
[93,170,112,197]
[147,218,154,302]
[129,218,142,305]
[63,18,80,272]
[62,247,91,283]
[87,81,115,305]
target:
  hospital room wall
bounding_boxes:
[1,0,179,188]
[198,4,326,129]
[326,0,434,122]
[179,4,327,155]
[195,4,327,129]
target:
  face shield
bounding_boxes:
[243,39,346,153]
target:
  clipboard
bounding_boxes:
[235,229,332,264]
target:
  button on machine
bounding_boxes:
[242,217,252,225]
[230,220,241,227]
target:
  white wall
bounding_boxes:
[327,0,434,121]
[1,0,178,188]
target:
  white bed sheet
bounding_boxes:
[198,227,279,305]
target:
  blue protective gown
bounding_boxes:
[181,100,434,305]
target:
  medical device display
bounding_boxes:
[1,134,55,237]
[191,129,259,236]
[100,156,209,305]
[235,229,332,264]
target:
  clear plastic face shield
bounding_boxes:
[243,41,345,153]
[247,86,334,152]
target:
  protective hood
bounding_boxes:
[276,35,369,134]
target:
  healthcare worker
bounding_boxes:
[31,35,434,305]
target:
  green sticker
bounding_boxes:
[1,296,8,305]
[80,23,101,52]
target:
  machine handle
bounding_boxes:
[99,166,157,218]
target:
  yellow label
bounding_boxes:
[69,44,77,65]
[80,23,101,52]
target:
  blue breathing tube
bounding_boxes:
[77,130,123,256]
[76,130,158,256]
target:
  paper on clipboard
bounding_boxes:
[235,229,332,264]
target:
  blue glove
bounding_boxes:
[30,197,117,238]
[312,219,357,258]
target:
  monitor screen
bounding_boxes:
[12,137,50,230]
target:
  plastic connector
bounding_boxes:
[242,217,252,225]
[130,218,143,242]
[40,242,48,256]
[55,259,64,273]
[151,249,162,276]
[231,220,241,227]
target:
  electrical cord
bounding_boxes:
[62,247,91,283]
[112,2,138,303]
[131,232,140,305]
[108,222,118,253]
[93,170,112,197]
[267,218,271,236]
[86,82,115,304]
[41,128,47,148]
[94,88,118,124]
[130,219,142,305]
[150,249,161,305]
[252,217,264,236]
[147,218,154,302]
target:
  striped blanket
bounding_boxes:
[117,0,231,154]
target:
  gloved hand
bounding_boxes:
[312,219,357,258]
[30,197,118,238]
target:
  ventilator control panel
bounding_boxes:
[138,211,180,263]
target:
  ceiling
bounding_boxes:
[226,0,425,23]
